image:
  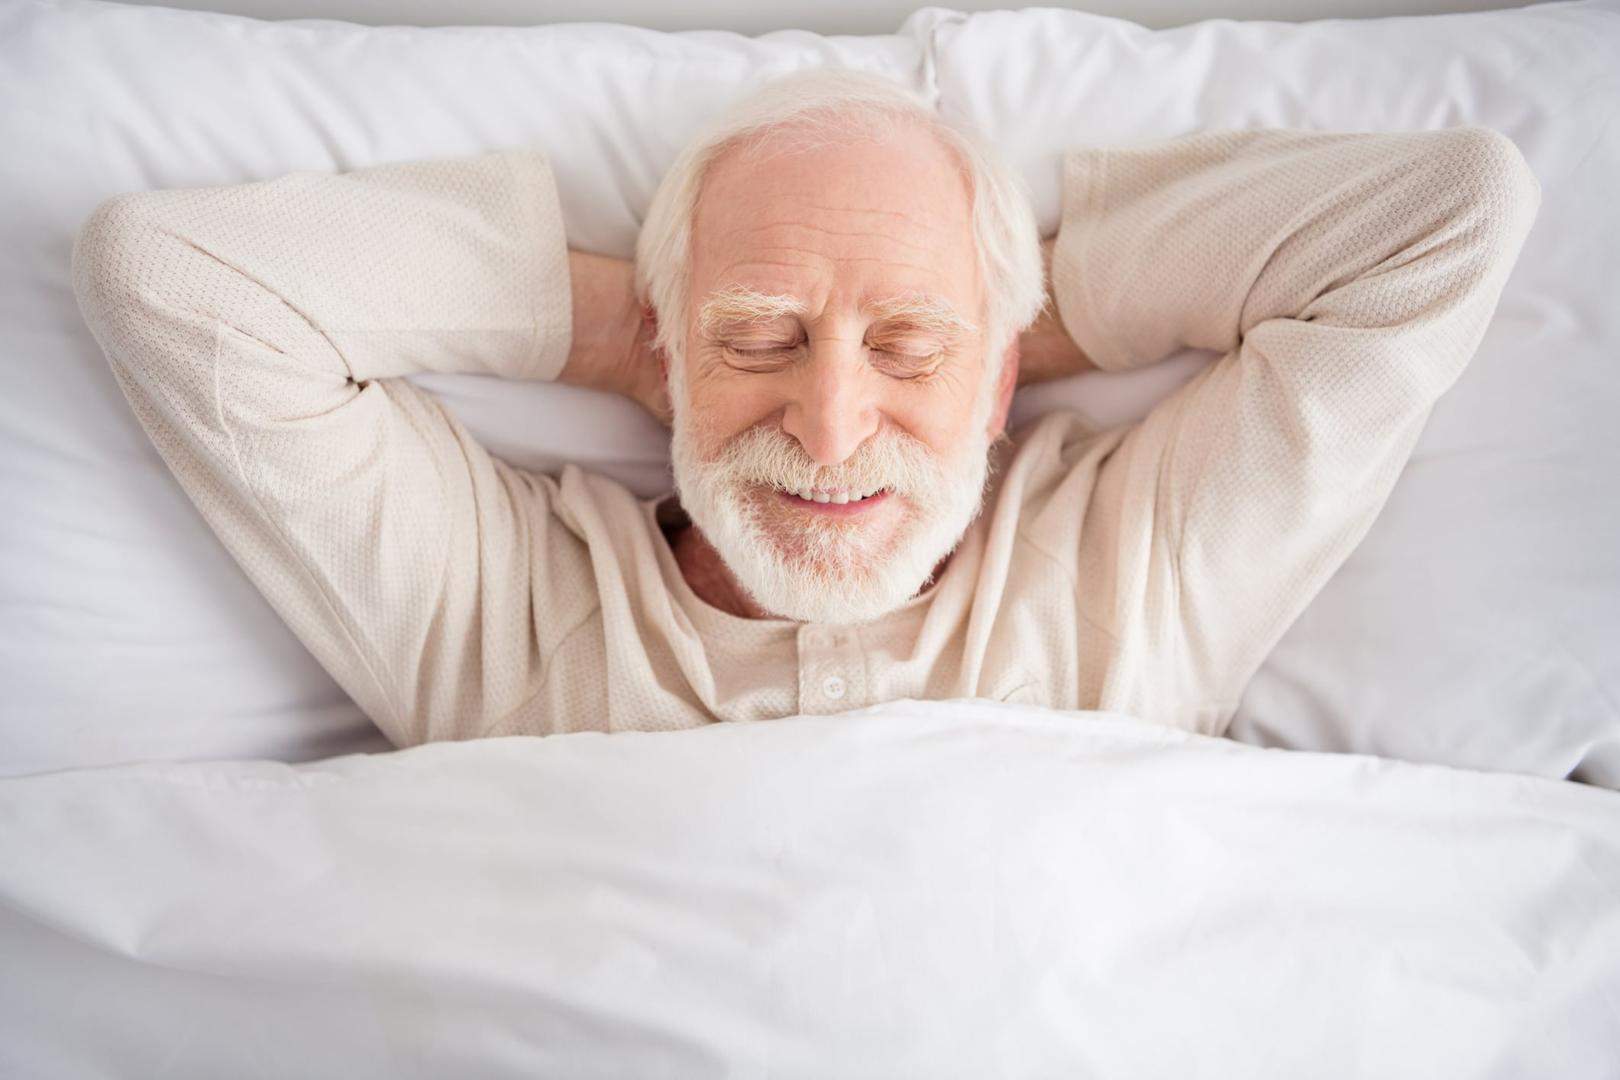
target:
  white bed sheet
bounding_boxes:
[2,698,1617,1077]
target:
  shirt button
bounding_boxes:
[821,674,847,700]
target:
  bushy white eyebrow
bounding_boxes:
[861,292,979,338]
[696,285,978,338]
[696,287,808,336]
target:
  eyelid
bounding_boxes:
[726,342,939,357]
[870,348,944,380]
[717,339,944,377]
[721,344,797,373]
[872,343,942,359]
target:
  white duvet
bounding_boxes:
[2,698,1616,1077]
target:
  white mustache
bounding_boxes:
[707,423,947,498]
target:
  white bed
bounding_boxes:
[2,0,1618,1074]
[4,698,1619,1076]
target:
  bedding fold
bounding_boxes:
[2,698,1616,1078]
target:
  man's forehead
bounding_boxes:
[702,116,971,209]
[687,121,984,337]
[694,127,975,254]
[691,188,969,270]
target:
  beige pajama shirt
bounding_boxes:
[70,124,1540,746]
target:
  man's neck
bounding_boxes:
[670,524,777,620]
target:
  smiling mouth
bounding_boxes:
[774,486,892,512]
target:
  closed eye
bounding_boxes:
[722,344,798,373]
[720,343,943,380]
[871,347,944,380]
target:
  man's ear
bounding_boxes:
[640,301,666,381]
[987,335,1020,439]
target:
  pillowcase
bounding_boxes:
[0,0,925,774]
[925,0,1620,785]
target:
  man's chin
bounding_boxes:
[721,533,940,625]
[739,572,921,625]
[676,456,987,624]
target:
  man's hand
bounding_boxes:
[1015,237,1095,386]
[560,250,672,426]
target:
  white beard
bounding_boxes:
[669,394,995,625]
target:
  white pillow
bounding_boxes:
[927,1,1620,785]
[0,0,925,775]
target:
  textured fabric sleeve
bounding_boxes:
[1051,126,1541,727]
[69,147,589,747]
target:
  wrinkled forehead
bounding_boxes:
[689,118,981,321]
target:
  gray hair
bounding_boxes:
[633,69,1046,388]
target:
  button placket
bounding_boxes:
[824,628,865,709]
[796,624,830,714]
[796,624,864,713]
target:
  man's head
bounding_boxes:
[635,70,1045,624]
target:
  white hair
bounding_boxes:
[634,68,1046,387]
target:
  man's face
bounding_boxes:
[668,118,1004,624]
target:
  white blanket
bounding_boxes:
[3,698,1616,1077]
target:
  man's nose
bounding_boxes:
[780,354,881,466]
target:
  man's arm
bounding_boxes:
[71,147,612,745]
[1038,126,1540,730]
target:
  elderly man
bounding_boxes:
[71,71,1539,746]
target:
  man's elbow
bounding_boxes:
[70,193,165,340]
[1445,126,1542,253]
[1376,127,1542,410]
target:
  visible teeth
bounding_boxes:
[781,485,885,502]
